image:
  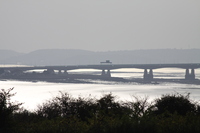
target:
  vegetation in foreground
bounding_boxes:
[1,88,200,133]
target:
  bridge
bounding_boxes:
[1,63,200,80]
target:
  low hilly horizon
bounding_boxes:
[0,48,200,66]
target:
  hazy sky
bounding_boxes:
[1,0,200,53]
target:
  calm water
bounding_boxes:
[1,68,200,111]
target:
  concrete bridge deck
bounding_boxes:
[1,63,200,70]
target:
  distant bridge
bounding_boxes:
[1,63,200,80]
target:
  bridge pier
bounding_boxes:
[101,69,106,76]
[64,70,68,74]
[185,68,195,80]
[143,69,153,80]
[58,69,62,74]
[107,69,111,77]
[101,69,111,78]
[58,69,68,75]
[43,68,55,74]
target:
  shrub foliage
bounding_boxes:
[154,93,196,115]
[1,88,200,133]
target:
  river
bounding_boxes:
[1,68,200,111]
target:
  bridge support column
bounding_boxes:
[191,68,195,79]
[58,69,62,74]
[185,68,195,80]
[64,70,68,75]
[143,69,153,80]
[101,69,106,76]
[144,69,148,79]
[101,69,111,78]
[149,69,153,79]
[107,69,111,77]
[45,68,55,74]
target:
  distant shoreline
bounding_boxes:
[1,74,200,85]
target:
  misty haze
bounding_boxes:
[0,1,200,132]
[0,49,200,65]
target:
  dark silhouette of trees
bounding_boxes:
[0,88,22,132]
[153,93,196,115]
[1,88,200,133]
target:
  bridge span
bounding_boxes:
[1,63,200,80]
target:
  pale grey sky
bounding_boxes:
[0,0,200,53]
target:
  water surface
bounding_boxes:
[1,68,200,110]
